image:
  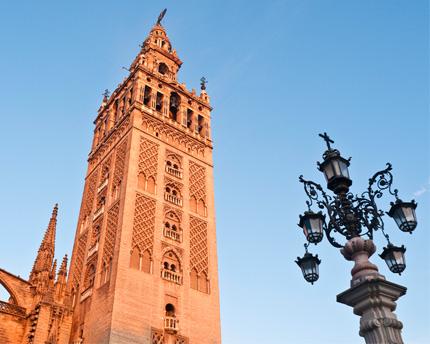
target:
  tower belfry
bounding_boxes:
[67,11,221,344]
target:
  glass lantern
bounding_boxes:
[379,244,406,275]
[388,199,418,233]
[298,211,325,244]
[296,253,321,284]
[318,153,352,193]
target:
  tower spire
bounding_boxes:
[29,204,58,282]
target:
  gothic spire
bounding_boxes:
[29,204,58,281]
[56,254,68,284]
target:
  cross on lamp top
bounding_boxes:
[319,132,334,150]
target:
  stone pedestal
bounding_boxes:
[336,237,407,344]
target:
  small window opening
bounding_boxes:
[171,264,176,272]
[156,92,163,111]
[166,161,172,166]
[187,109,193,129]
[164,262,169,269]
[169,92,180,121]
[198,115,205,136]
[165,304,175,317]
[159,63,168,75]
[166,187,171,193]
[144,86,152,106]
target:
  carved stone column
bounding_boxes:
[336,237,407,344]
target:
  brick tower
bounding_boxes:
[67,11,221,344]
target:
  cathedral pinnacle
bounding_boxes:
[29,204,58,281]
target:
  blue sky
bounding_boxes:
[0,1,428,343]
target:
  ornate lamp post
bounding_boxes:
[296,133,418,344]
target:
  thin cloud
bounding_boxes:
[413,178,430,196]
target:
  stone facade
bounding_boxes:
[0,16,221,344]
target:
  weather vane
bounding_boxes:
[319,132,334,150]
[157,9,167,25]
[103,89,110,99]
[200,77,208,90]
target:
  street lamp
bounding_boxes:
[295,133,418,344]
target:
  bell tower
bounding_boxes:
[67,10,221,344]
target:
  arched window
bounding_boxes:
[169,92,181,121]
[143,86,152,107]
[199,272,209,293]
[190,196,197,213]
[164,185,182,206]
[197,199,206,216]
[161,251,182,284]
[130,247,140,270]
[163,212,181,242]
[138,173,146,190]
[165,155,182,179]
[85,265,96,289]
[165,303,175,317]
[190,269,198,290]
[147,176,156,194]
[156,92,163,112]
[142,250,151,274]
[159,63,168,75]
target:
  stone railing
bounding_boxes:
[88,242,99,258]
[164,193,182,207]
[93,205,104,220]
[163,228,181,242]
[165,166,182,179]
[97,178,108,193]
[164,316,179,334]
[161,269,182,285]
[80,286,92,302]
[0,301,26,317]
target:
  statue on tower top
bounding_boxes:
[157,9,167,25]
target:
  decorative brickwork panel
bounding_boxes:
[102,202,120,264]
[152,330,164,344]
[100,154,113,182]
[165,149,182,163]
[138,136,159,179]
[189,216,208,274]
[131,193,156,255]
[113,138,128,189]
[163,204,183,222]
[189,161,206,202]
[164,176,183,192]
[81,169,99,219]
[72,232,88,286]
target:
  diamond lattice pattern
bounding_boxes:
[189,161,206,202]
[132,193,156,254]
[138,137,159,179]
[113,138,128,188]
[73,232,88,286]
[190,216,208,274]
[102,202,120,264]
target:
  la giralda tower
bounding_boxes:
[67,10,222,344]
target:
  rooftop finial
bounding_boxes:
[103,89,110,100]
[157,9,167,25]
[200,77,207,90]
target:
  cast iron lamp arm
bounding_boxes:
[299,175,343,248]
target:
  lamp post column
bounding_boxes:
[336,237,407,344]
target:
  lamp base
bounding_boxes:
[337,276,406,344]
